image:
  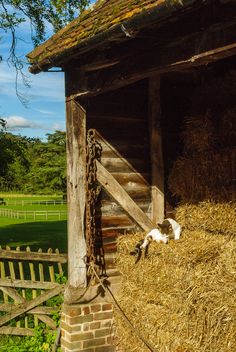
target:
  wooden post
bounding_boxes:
[66,97,87,288]
[149,76,164,224]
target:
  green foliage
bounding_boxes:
[0,324,58,351]
[0,130,66,194]
[0,273,66,351]
[0,0,90,46]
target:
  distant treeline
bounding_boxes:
[0,129,66,195]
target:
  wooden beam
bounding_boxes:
[0,287,25,303]
[0,278,61,290]
[0,285,64,327]
[66,19,236,99]
[66,96,87,288]
[0,249,67,263]
[96,160,154,232]
[0,326,34,336]
[149,76,164,224]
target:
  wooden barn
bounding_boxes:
[27,0,236,350]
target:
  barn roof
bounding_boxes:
[27,0,200,74]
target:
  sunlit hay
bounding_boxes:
[114,225,236,351]
[176,201,236,236]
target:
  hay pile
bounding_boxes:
[114,204,236,352]
[176,201,236,236]
[168,111,235,203]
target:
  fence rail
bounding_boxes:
[0,208,67,220]
[0,246,67,336]
[4,200,67,206]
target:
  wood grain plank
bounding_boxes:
[66,97,87,288]
[96,161,154,231]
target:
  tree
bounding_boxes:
[0,0,90,99]
[0,0,90,46]
[0,130,66,194]
[0,132,34,190]
[26,130,66,194]
[0,118,6,130]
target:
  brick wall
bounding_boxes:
[61,302,117,352]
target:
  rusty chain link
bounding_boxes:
[86,129,102,270]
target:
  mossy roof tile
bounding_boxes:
[27,0,193,71]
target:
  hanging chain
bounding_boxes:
[86,129,102,268]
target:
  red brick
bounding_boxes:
[95,328,111,338]
[95,346,116,352]
[61,337,82,350]
[61,321,82,333]
[83,306,90,315]
[63,306,82,316]
[69,314,93,325]
[91,304,101,313]
[101,320,113,328]
[83,323,90,332]
[69,331,94,342]
[90,321,101,329]
[83,337,106,349]
[102,304,113,311]
[93,312,113,321]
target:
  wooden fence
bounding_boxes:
[4,200,67,206]
[0,246,67,336]
[0,209,67,220]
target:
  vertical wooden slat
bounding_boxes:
[26,246,38,327]
[16,246,25,328]
[0,246,8,303]
[48,249,55,283]
[149,76,164,224]
[6,246,16,281]
[66,95,87,289]
[55,249,63,276]
[38,248,45,283]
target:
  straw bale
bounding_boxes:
[114,228,236,352]
[168,148,235,202]
[182,113,216,154]
[176,201,236,236]
[219,108,236,147]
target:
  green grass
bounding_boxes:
[0,219,67,252]
[0,194,67,252]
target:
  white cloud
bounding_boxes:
[34,108,55,115]
[5,115,44,130]
[52,122,65,131]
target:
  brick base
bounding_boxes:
[61,301,116,352]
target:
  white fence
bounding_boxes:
[4,200,66,206]
[0,208,67,220]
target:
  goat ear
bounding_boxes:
[157,223,162,228]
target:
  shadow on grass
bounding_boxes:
[0,220,67,253]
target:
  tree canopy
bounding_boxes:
[1,0,90,45]
[0,0,90,87]
[0,130,66,194]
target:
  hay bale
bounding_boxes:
[114,206,236,352]
[168,109,235,203]
[176,201,236,236]
[115,233,236,351]
[182,113,216,154]
[220,108,236,147]
[168,148,235,203]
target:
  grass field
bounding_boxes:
[0,194,67,252]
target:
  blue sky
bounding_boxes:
[0,14,66,140]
